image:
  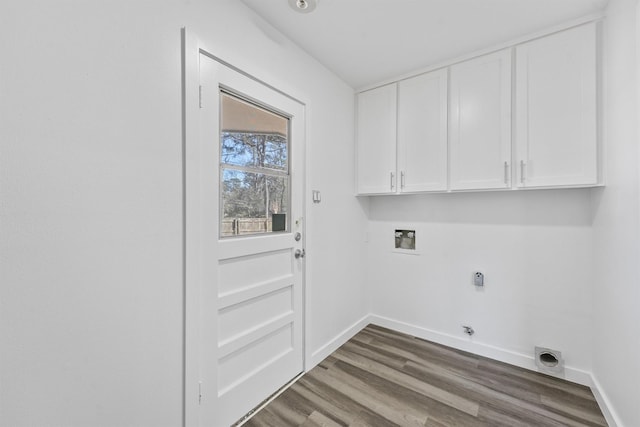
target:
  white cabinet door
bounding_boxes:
[515,23,597,188]
[356,84,397,194]
[397,69,448,192]
[449,49,512,190]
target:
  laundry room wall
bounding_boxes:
[0,1,368,425]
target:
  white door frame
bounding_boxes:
[181,28,309,427]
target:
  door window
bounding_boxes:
[219,91,290,237]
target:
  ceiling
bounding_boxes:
[241,0,608,89]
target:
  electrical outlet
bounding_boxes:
[473,272,484,287]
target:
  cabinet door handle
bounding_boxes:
[504,161,509,185]
[390,172,395,190]
[520,160,526,183]
[400,171,405,189]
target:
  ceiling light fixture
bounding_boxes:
[288,0,318,14]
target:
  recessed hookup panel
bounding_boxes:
[394,229,415,250]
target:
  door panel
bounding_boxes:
[515,23,597,187]
[449,49,512,190]
[218,248,291,296]
[197,53,305,427]
[218,279,293,344]
[397,69,448,192]
[356,84,398,194]
[218,322,294,395]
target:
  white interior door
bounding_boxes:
[195,52,305,427]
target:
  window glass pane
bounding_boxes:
[221,132,288,171]
[221,169,289,237]
[219,92,291,238]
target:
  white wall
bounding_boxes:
[591,0,640,425]
[365,2,640,424]
[367,190,595,378]
[3,0,638,425]
[0,1,367,426]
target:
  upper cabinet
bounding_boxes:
[515,23,598,188]
[449,49,512,191]
[356,69,448,195]
[397,69,448,192]
[355,21,600,195]
[356,83,397,195]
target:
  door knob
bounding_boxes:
[294,249,305,259]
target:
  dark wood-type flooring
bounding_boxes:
[243,324,607,427]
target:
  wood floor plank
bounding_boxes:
[244,406,290,427]
[330,359,471,425]
[477,357,595,401]
[292,378,355,426]
[403,359,601,427]
[540,395,608,426]
[366,325,478,362]
[301,411,344,427]
[341,342,581,427]
[476,403,555,427]
[333,345,480,417]
[424,418,451,427]
[340,339,408,370]
[350,331,375,345]
[332,357,485,427]
[243,325,608,427]
[309,363,427,426]
[298,371,406,426]
[428,355,602,420]
[267,397,309,426]
[361,327,480,370]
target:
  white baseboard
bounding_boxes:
[369,315,593,386]
[590,374,622,427]
[308,314,370,368]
